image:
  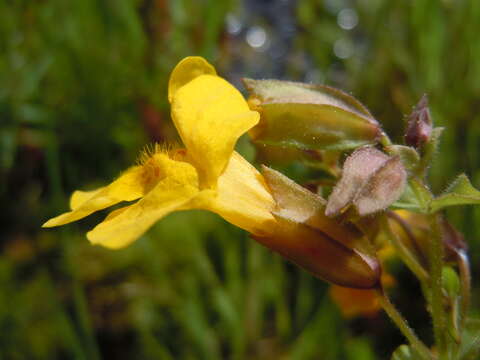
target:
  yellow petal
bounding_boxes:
[168,56,216,103]
[70,188,105,210]
[171,75,259,188]
[86,156,199,249]
[203,152,276,235]
[43,166,147,227]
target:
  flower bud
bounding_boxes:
[255,166,381,289]
[326,147,407,217]
[405,94,433,149]
[243,79,382,151]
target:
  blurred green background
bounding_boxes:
[1,0,480,359]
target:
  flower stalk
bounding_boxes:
[428,213,448,356]
[376,288,432,359]
[457,251,471,332]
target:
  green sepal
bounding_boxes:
[244,79,381,151]
[387,145,421,174]
[418,127,444,174]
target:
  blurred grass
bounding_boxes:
[1,0,479,359]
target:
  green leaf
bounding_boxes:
[430,174,480,213]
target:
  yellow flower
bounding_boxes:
[43,57,276,249]
[43,56,380,290]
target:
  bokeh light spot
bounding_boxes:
[337,8,359,30]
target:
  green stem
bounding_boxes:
[377,289,432,359]
[428,214,447,356]
[72,276,102,360]
[382,214,429,283]
[457,250,471,332]
[449,297,461,345]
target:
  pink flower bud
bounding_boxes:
[405,95,433,149]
